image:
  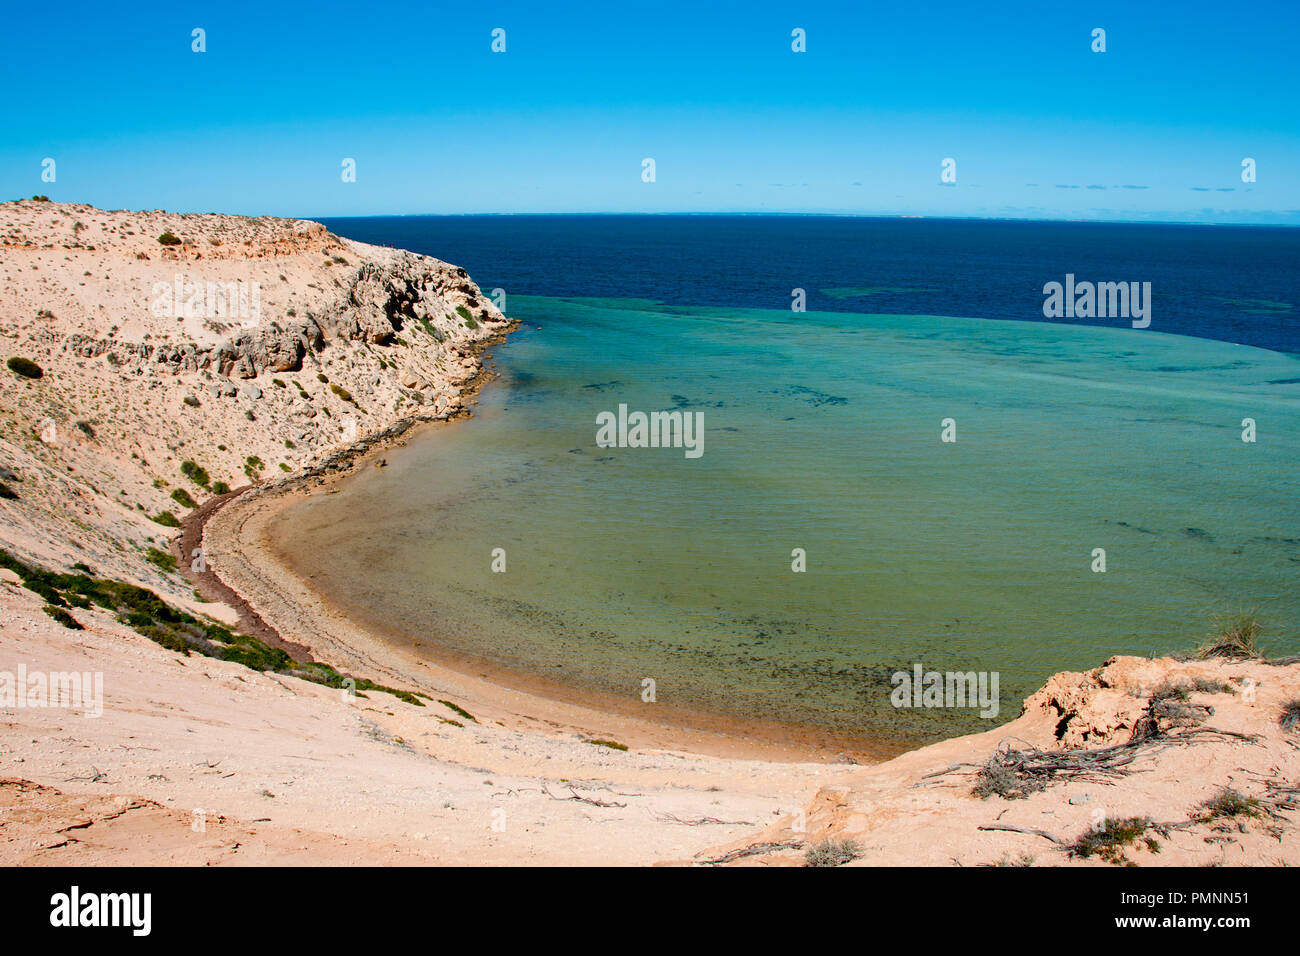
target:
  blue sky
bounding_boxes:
[1,0,1296,223]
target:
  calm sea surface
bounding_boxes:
[278,216,1299,748]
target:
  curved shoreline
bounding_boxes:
[201,450,898,764]
[178,319,516,662]
[191,320,889,764]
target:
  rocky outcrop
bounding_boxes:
[57,255,497,381]
[0,199,515,604]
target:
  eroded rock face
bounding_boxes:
[1023,665,1148,748]
[329,256,492,347]
[52,240,505,382]
[0,200,516,602]
[1018,654,1242,749]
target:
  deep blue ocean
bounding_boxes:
[321,215,1299,354]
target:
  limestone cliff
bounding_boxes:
[0,199,513,603]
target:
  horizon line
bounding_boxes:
[309,210,1300,229]
[10,198,1296,230]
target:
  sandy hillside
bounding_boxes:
[0,198,510,605]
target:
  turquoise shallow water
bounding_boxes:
[276,296,1300,749]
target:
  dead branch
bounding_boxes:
[542,785,626,808]
[652,813,756,826]
[977,823,1066,845]
[697,839,805,866]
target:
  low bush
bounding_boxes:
[1199,787,1262,821]
[1197,613,1263,659]
[805,837,862,867]
[1071,817,1159,865]
[43,604,82,630]
[0,547,425,705]
[7,357,43,379]
[1280,699,1300,732]
[180,460,210,488]
[145,547,177,573]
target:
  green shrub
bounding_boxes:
[211,480,231,495]
[145,547,177,573]
[43,604,83,630]
[1071,817,1159,865]
[158,231,182,246]
[416,316,446,342]
[1199,787,1262,821]
[180,460,210,488]
[329,383,353,403]
[27,579,65,606]
[1,547,428,705]
[7,357,43,379]
[438,700,477,723]
[170,488,197,509]
[151,511,181,527]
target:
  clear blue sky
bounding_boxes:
[2,0,1296,223]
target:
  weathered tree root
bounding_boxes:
[696,840,806,866]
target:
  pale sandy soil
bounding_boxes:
[2,201,1297,866]
[5,561,1297,865]
[0,578,832,865]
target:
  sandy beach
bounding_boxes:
[201,419,906,765]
